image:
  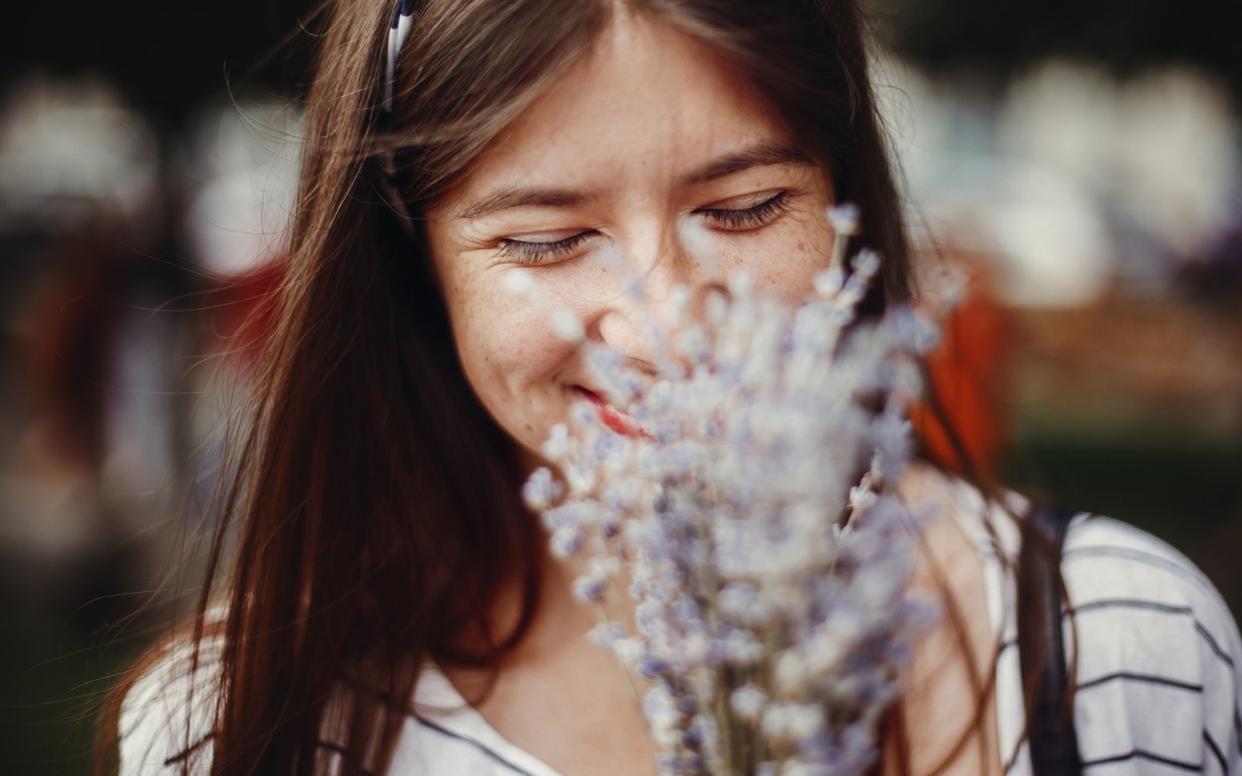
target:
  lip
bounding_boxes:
[570,385,648,438]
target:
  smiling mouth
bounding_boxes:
[570,385,648,438]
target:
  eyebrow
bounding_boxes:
[455,141,815,221]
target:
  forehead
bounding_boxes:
[450,12,794,198]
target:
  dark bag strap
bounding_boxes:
[1016,504,1083,775]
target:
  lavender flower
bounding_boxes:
[518,206,943,775]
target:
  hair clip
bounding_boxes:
[379,0,420,234]
[383,0,419,113]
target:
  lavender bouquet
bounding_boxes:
[516,209,943,775]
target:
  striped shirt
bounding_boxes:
[121,481,1242,775]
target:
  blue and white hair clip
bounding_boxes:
[379,0,419,232]
[383,0,419,113]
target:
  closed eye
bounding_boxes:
[495,230,598,265]
[696,190,793,230]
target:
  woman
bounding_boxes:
[105,0,1242,774]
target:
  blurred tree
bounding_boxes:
[868,0,1242,99]
[0,0,316,125]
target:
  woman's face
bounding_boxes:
[424,11,837,464]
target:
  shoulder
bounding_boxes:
[1060,514,1240,679]
[118,630,222,775]
[1061,513,1236,631]
[1059,515,1242,771]
[118,643,529,776]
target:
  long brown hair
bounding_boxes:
[99,1,1039,774]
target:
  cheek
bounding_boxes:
[445,269,578,439]
[716,208,835,301]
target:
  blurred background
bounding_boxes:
[1,1,1240,772]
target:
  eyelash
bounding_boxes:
[699,189,792,229]
[495,190,793,265]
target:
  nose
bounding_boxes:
[588,220,727,372]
